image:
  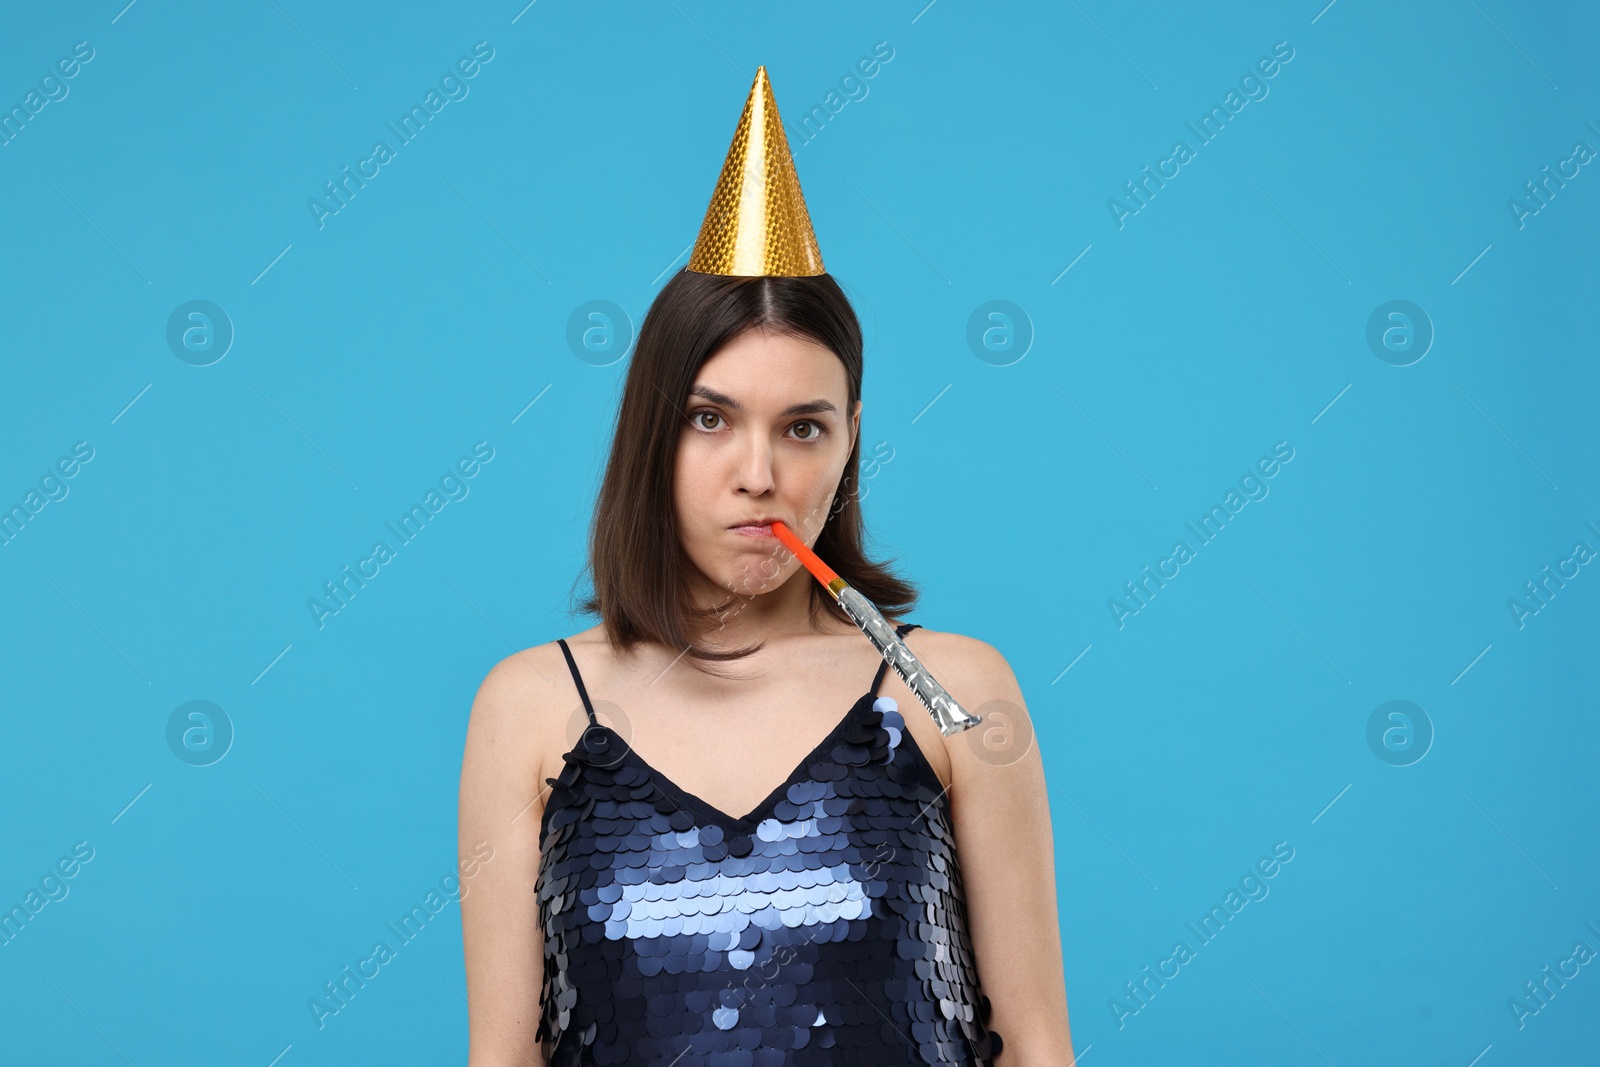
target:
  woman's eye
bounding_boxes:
[693,411,723,431]
[790,420,826,441]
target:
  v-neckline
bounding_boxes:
[589,689,875,834]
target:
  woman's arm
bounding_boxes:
[935,633,1075,1063]
[459,645,565,1067]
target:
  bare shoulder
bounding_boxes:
[476,623,604,712]
[900,625,1021,700]
[472,641,569,730]
[898,625,1035,774]
[461,628,598,800]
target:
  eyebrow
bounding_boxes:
[688,385,838,418]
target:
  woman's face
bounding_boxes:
[673,326,861,603]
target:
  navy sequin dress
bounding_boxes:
[535,622,1004,1065]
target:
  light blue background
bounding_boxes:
[2,1,1596,1063]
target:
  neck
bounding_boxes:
[687,567,847,651]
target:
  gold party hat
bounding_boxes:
[686,66,826,277]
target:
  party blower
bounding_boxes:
[769,521,983,736]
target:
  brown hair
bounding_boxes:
[571,269,917,673]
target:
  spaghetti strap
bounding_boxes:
[871,622,920,697]
[555,638,597,726]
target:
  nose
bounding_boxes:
[732,432,776,496]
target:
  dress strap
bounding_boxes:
[555,638,598,726]
[871,622,920,697]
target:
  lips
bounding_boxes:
[729,516,781,539]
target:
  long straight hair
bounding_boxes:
[572,268,916,674]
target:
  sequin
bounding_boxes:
[538,624,1003,1065]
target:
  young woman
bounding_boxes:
[458,67,1071,1067]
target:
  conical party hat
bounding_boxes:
[686,66,826,277]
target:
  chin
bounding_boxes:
[722,564,782,597]
[703,549,782,593]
